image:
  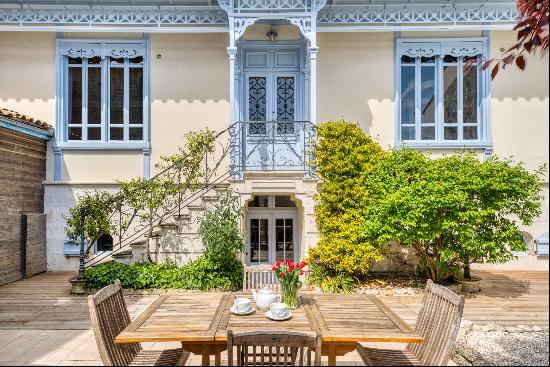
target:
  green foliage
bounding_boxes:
[84,172,245,292]
[66,129,217,262]
[199,190,244,267]
[65,190,119,248]
[306,263,359,293]
[307,120,387,275]
[363,148,546,283]
[84,257,243,291]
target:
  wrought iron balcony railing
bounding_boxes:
[229,120,317,179]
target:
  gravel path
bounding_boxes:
[453,331,549,366]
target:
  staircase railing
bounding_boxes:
[78,121,318,278]
[229,120,317,179]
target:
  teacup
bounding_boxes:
[270,302,288,318]
[234,297,251,312]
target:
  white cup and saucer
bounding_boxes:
[230,297,255,316]
[265,302,292,321]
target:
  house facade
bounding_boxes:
[0,0,548,272]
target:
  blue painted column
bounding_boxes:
[53,145,63,181]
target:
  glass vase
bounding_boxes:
[280,281,301,309]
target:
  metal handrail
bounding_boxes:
[229,120,317,179]
[81,120,318,274]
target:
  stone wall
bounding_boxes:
[0,127,47,285]
[368,243,420,275]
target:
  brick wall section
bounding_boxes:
[0,127,47,286]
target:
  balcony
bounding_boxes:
[229,120,317,179]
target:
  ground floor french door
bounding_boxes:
[246,209,298,265]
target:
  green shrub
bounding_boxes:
[307,120,387,276]
[84,257,243,291]
[306,263,359,293]
[363,148,546,283]
[199,190,244,267]
[65,190,119,249]
[181,256,243,291]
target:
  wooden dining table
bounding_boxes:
[115,292,422,366]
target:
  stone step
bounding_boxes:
[112,249,132,258]
[159,222,179,232]
[111,249,133,265]
[187,203,204,211]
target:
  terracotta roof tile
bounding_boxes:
[0,107,53,132]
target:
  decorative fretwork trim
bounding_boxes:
[59,41,146,59]
[288,16,314,40]
[219,0,326,14]
[442,42,484,57]
[317,4,518,25]
[0,2,517,29]
[234,17,259,39]
[398,41,484,58]
[0,7,228,26]
[399,43,441,58]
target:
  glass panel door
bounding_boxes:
[249,218,269,264]
[275,218,294,261]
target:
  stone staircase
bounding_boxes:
[112,183,231,266]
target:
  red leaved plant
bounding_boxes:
[482,0,549,78]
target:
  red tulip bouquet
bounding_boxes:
[272,259,306,309]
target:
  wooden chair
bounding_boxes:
[356,280,465,366]
[88,280,190,366]
[227,330,322,366]
[243,264,280,292]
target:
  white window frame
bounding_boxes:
[55,39,149,149]
[395,38,492,149]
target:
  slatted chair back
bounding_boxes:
[227,331,322,366]
[88,280,141,366]
[406,279,465,366]
[243,264,280,292]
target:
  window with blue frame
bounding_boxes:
[59,41,147,143]
[397,40,489,145]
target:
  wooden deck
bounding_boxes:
[0,270,547,331]
[0,272,156,330]
[379,270,549,328]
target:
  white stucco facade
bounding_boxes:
[0,0,547,272]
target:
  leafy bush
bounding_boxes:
[306,263,359,293]
[363,148,546,283]
[65,190,119,251]
[307,120,387,278]
[84,257,243,291]
[84,189,245,292]
[199,190,244,267]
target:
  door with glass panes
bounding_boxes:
[242,45,305,170]
[246,195,299,265]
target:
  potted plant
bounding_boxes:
[272,259,306,309]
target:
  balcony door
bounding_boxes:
[246,73,298,123]
[240,43,306,170]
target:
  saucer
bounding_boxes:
[265,310,292,321]
[230,305,255,316]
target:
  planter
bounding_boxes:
[458,277,481,293]
[69,276,86,295]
